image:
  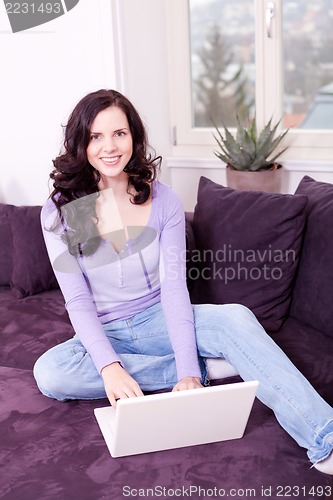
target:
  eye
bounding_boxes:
[90,134,101,141]
[114,130,126,137]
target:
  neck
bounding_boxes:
[98,174,130,199]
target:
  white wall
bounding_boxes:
[0,0,116,205]
[113,0,172,186]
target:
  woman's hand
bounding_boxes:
[172,376,203,392]
[101,362,144,408]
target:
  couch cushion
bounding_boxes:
[0,366,330,498]
[0,288,72,370]
[191,177,307,332]
[291,176,333,339]
[8,205,58,298]
[0,204,14,286]
[271,317,333,405]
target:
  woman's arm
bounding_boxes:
[159,187,202,382]
[41,201,146,405]
[41,200,122,374]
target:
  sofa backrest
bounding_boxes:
[290,176,333,339]
[0,204,14,286]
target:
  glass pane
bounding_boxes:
[283,1,333,129]
[189,0,255,128]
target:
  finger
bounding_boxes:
[108,389,127,407]
[175,382,202,391]
[124,376,144,397]
[121,379,144,398]
[123,386,143,399]
[133,385,144,397]
[108,393,118,409]
[190,381,202,389]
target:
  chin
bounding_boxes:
[98,169,128,186]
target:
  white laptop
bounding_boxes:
[94,380,259,458]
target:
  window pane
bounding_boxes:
[189,0,255,128]
[283,1,333,129]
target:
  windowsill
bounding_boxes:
[165,157,333,172]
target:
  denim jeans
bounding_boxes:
[33,302,333,464]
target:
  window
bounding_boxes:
[283,1,333,129]
[189,0,255,128]
[167,0,333,160]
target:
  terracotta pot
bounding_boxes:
[226,164,283,193]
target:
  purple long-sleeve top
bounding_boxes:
[41,180,202,380]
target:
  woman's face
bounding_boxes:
[86,106,133,188]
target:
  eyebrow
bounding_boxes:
[114,128,128,133]
[90,128,128,134]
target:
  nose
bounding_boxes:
[103,136,117,153]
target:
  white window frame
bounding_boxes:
[166,0,333,162]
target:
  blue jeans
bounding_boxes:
[33,302,333,464]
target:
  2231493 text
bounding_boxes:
[263,485,332,497]
[5,3,61,14]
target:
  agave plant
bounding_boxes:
[213,117,289,171]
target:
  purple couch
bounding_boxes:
[1,176,332,499]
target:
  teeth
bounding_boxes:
[101,157,120,164]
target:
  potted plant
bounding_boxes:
[213,117,289,192]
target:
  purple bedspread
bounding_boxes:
[0,287,332,499]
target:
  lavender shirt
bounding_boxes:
[41,181,201,380]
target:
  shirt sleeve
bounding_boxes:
[159,187,202,380]
[40,200,122,374]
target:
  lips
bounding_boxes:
[100,156,121,165]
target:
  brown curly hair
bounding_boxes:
[48,89,161,256]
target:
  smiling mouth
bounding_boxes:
[100,156,121,164]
